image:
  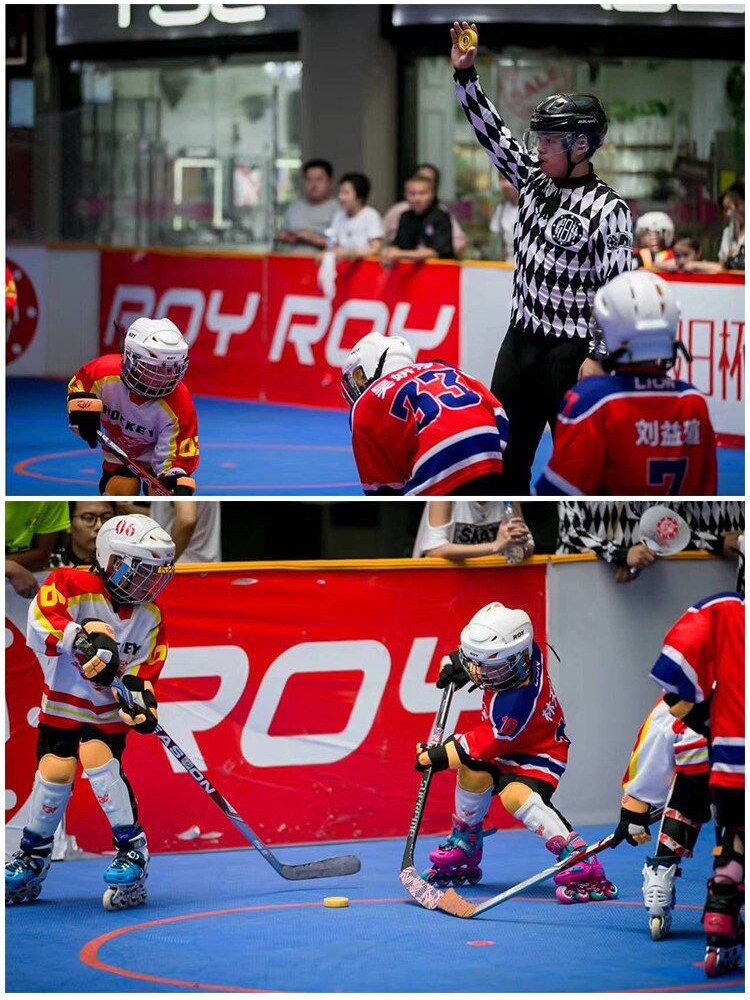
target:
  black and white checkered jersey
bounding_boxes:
[556,501,745,565]
[455,68,633,342]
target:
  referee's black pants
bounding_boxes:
[491,324,589,494]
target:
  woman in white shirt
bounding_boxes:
[412,500,533,561]
[329,172,384,259]
[718,181,745,271]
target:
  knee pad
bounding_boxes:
[27,772,73,839]
[513,790,570,841]
[85,758,136,828]
[101,472,140,496]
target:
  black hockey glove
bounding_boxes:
[114,674,159,734]
[68,393,103,449]
[159,472,196,496]
[415,741,451,773]
[436,650,474,691]
[611,806,653,847]
[72,621,120,686]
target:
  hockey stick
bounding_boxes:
[111,677,361,880]
[96,429,170,497]
[399,683,457,903]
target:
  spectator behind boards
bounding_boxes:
[412,501,533,561]
[383,163,468,255]
[327,172,384,260]
[381,175,454,268]
[50,501,115,568]
[718,180,744,271]
[149,501,222,563]
[5,502,71,598]
[276,159,338,254]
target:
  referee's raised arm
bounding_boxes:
[451,20,633,494]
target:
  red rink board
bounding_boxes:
[6,563,545,852]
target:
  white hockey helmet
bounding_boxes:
[635,211,675,248]
[121,317,189,398]
[95,514,176,605]
[341,332,415,405]
[593,271,680,363]
[459,602,534,691]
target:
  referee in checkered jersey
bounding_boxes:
[451,21,634,493]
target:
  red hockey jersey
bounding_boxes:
[650,593,744,790]
[456,645,570,789]
[535,373,716,496]
[27,567,168,734]
[68,354,199,477]
[349,361,507,495]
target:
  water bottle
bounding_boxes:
[502,501,525,565]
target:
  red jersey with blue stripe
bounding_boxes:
[457,644,569,789]
[535,373,716,496]
[650,593,744,790]
[349,362,507,496]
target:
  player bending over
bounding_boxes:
[536,271,716,495]
[5,513,175,911]
[343,332,507,495]
[67,317,199,496]
[650,592,744,977]
[415,602,617,903]
[612,696,711,940]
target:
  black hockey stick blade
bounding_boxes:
[279,854,362,880]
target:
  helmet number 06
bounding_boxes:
[114,519,137,537]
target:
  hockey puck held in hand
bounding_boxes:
[323,896,350,908]
[458,28,477,52]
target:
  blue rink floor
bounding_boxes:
[5,825,744,993]
[16,376,742,497]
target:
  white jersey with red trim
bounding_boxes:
[27,567,168,734]
[650,592,744,790]
[622,697,709,807]
[68,354,199,477]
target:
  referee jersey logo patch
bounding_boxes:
[548,211,587,249]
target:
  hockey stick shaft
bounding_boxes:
[111,677,360,879]
[96,429,170,496]
[401,683,455,872]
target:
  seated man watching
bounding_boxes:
[381,175,454,267]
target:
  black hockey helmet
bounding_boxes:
[529,93,608,153]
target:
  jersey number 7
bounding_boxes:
[647,457,688,495]
[390,369,481,431]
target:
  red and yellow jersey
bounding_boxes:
[622,697,709,808]
[650,593,744,790]
[27,567,168,733]
[350,361,507,495]
[68,354,199,476]
[6,265,18,317]
[536,373,716,496]
[456,645,570,789]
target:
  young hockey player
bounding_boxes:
[535,270,717,495]
[343,332,507,495]
[67,317,199,496]
[5,513,175,911]
[650,592,745,977]
[612,696,711,939]
[415,601,617,903]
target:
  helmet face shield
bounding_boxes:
[105,553,175,605]
[341,363,374,406]
[122,353,189,399]
[523,130,578,157]
[459,646,531,691]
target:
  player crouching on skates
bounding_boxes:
[342,332,507,495]
[415,602,617,903]
[536,270,716,496]
[612,696,711,940]
[650,592,745,977]
[6,513,175,911]
[67,317,199,496]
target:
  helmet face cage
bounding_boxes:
[459,647,531,691]
[122,352,189,399]
[103,552,175,605]
[523,130,579,157]
[341,349,387,406]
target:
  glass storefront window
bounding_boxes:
[67,55,302,248]
[414,52,743,260]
